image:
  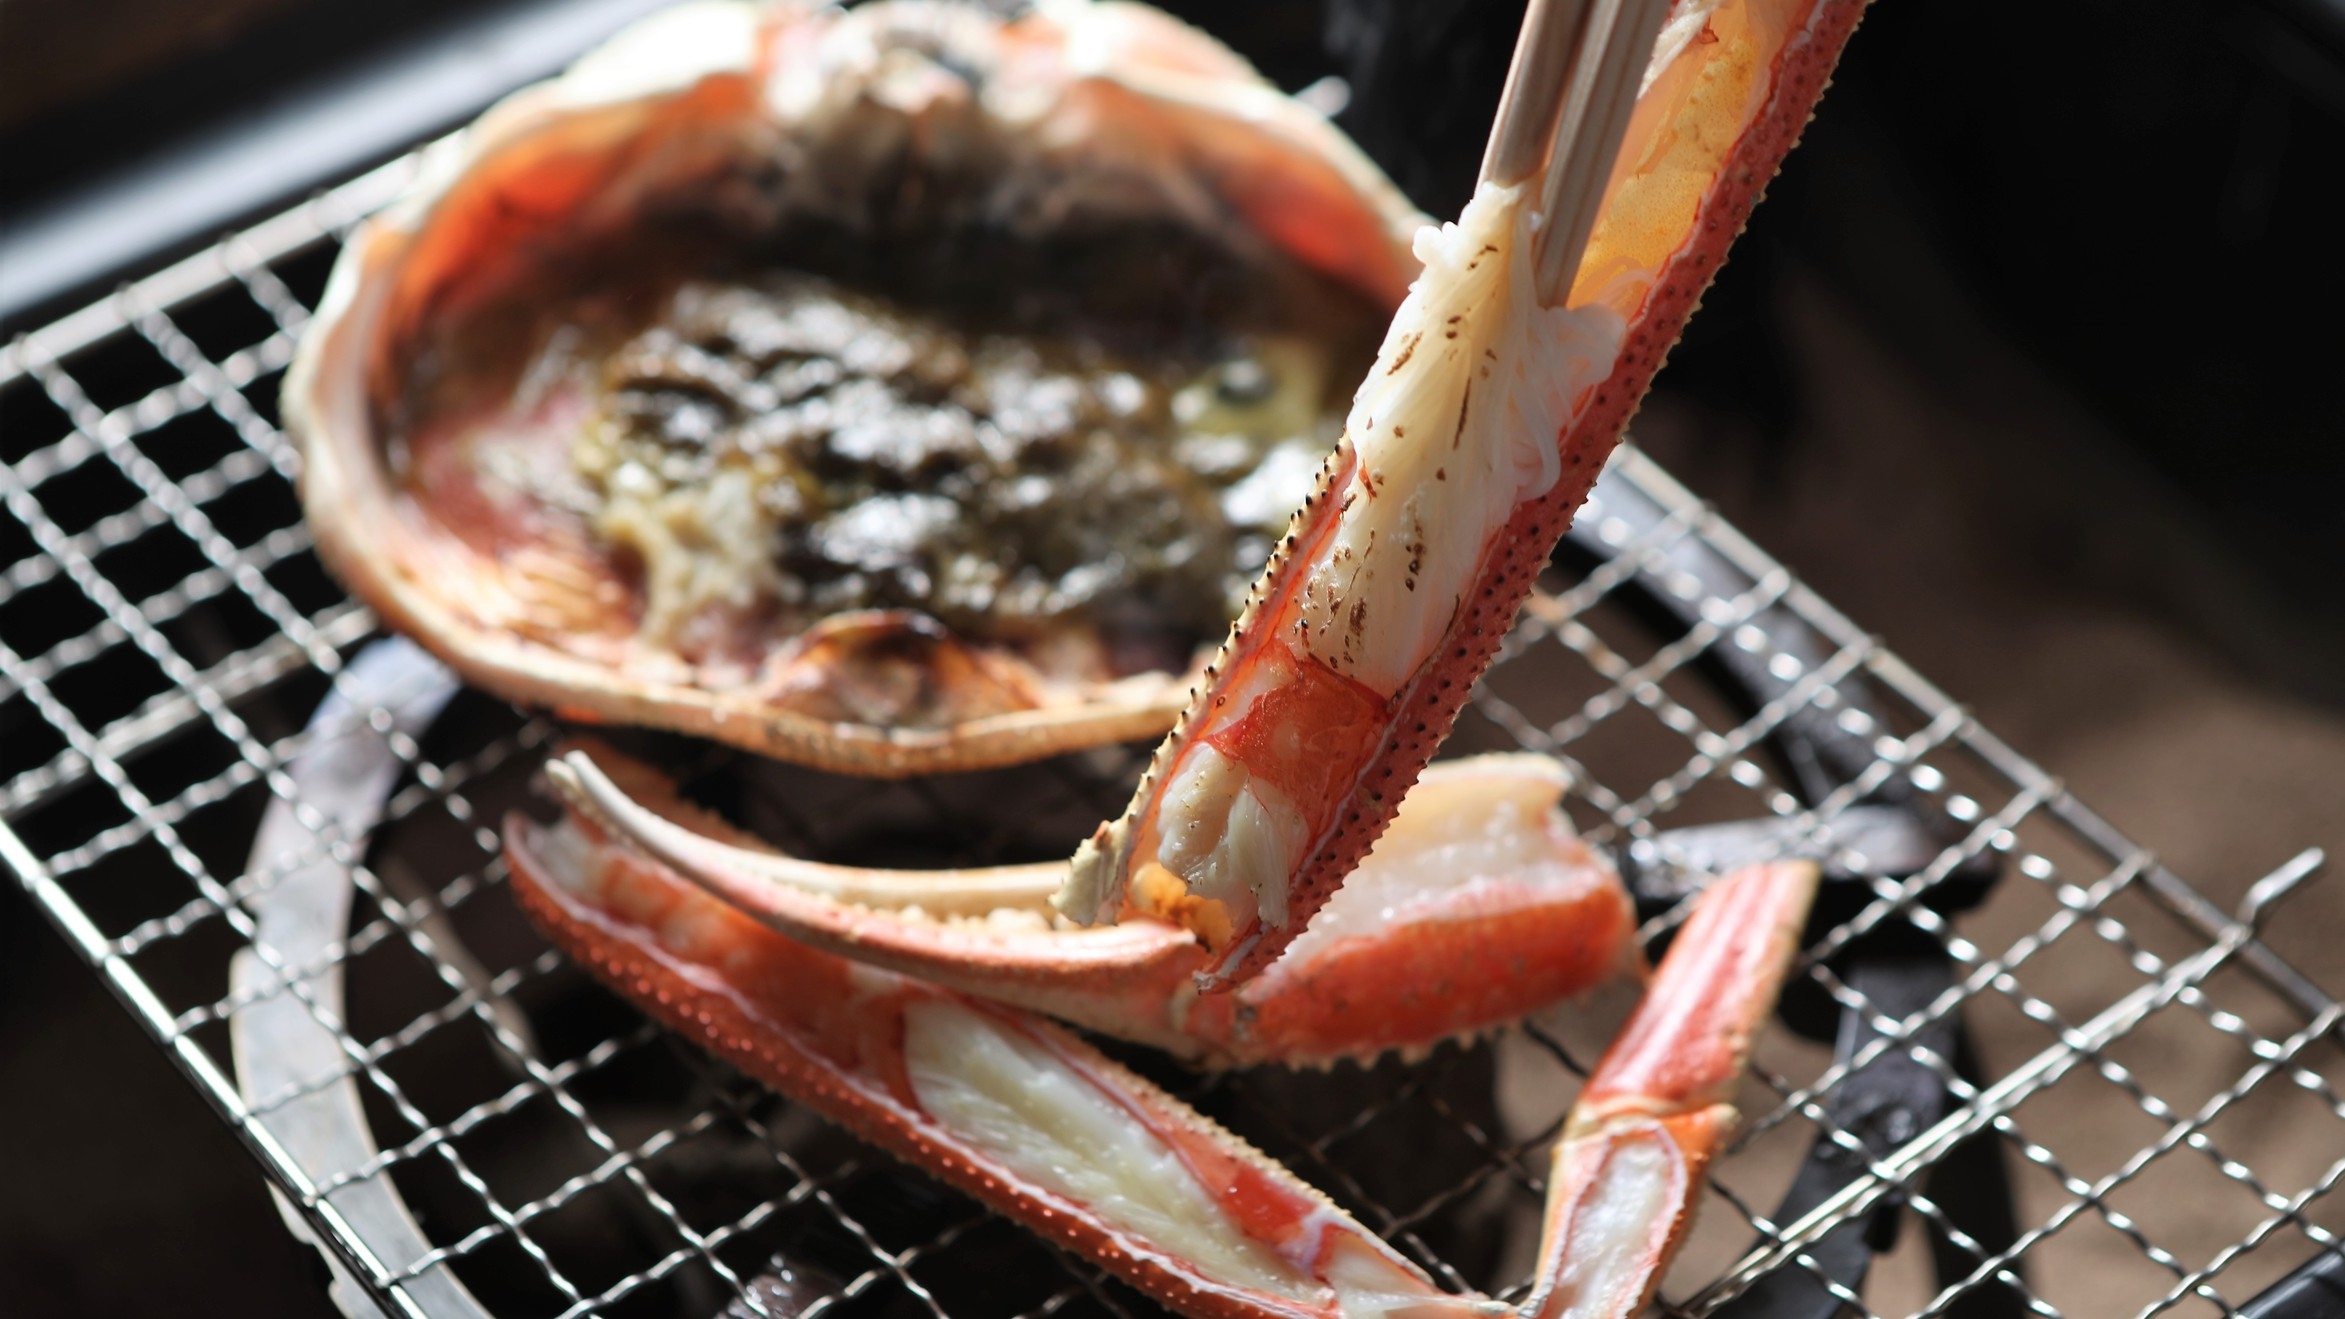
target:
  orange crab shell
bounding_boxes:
[504,813,1477,1319]
[508,795,1821,1319]
[285,0,1427,779]
[545,740,1642,1068]
[1310,0,1880,955]
[1087,0,1877,984]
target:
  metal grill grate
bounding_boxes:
[6,149,2345,1319]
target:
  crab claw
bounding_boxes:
[546,744,1637,1068]
[504,808,1492,1319]
[1523,860,1819,1319]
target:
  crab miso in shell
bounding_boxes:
[286,0,1425,776]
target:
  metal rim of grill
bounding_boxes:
[4,146,2343,1319]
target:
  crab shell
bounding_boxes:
[542,740,1643,1069]
[1065,0,1879,984]
[506,798,1820,1319]
[284,0,1427,778]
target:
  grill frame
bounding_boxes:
[4,142,2344,1319]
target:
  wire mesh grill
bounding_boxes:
[5,150,2345,1319]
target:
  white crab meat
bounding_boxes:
[1295,179,1624,696]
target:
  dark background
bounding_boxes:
[2,0,2341,1313]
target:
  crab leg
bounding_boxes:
[1056,0,1872,985]
[510,801,1814,1318]
[505,811,1490,1319]
[1523,860,1819,1318]
[548,745,1636,1068]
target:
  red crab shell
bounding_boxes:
[1067,0,1879,984]
[285,0,1427,777]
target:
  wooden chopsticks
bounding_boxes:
[1479,0,1676,307]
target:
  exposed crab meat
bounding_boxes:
[1524,860,1814,1318]
[506,802,1816,1319]
[285,0,1427,778]
[546,743,1637,1067]
[1058,0,1873,984]
[506,810,1483,1319]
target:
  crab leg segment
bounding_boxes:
[549,746,1636,1067]
[505,812,1487,1319]
[1057,0,1872,986]
[1525,860,1819,1319]
[1059,177,1611,978]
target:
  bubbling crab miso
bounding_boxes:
[570,264,1361,676]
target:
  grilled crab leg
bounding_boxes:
[507,802,1816,1318]
[1057,0,1872,985]
[507,809,1486,1319]
[1524,860,1815,1317]
[546,744,1637,1068]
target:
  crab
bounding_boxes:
[287,0,1871,1313]
[1058,0,1875,985]
[546,741,1641,1069]
[510,770,1816,1319]
[284,0,1422,778]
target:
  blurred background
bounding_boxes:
[3,0,2341,1313]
